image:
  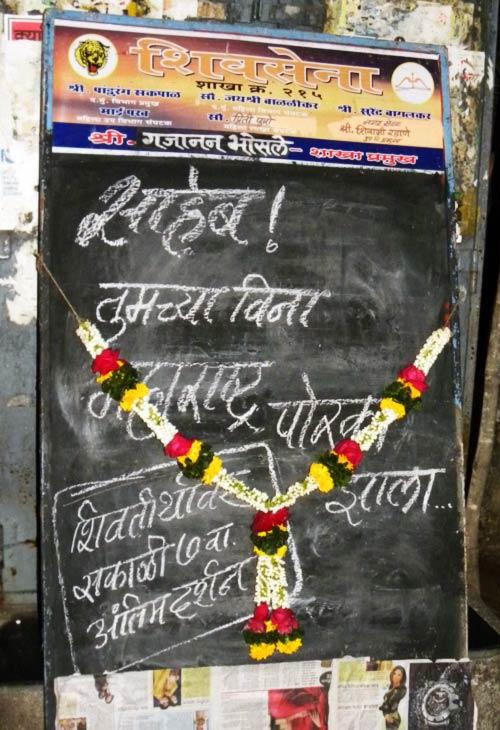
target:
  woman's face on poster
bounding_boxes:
[392,668,404,687]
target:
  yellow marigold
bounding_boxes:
[249,642,275,661]
[397,377,421,399]
[380,397,406,419]
[253,545,288,558]
[96,371,112,384]
[119,382,150,412]
[178,439,202,466]
[336,453,354,471]
[201,456,222,485]
[276,637,302,655]
[309,462,334,493]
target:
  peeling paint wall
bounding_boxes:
[325,0,479,47]
[0,241,37,326]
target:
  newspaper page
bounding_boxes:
[330,659,411,730]
[330,658,475,730]
[211,659,333,730]
[55,666,210,730]
[55,658,475,729]
[407,661,475,729]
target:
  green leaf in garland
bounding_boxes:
[100,362,141,402]
[380,380,422,413]
[317,451,352,488]
[242,629,278,645]
[251,526,289,554]
[178,442,215,479]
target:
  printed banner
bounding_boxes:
[49,18,446,171]
[4,14,42,42]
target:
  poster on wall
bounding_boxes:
[40,11,464,722]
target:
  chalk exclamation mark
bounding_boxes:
[266,185,286,253]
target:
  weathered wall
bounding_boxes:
[0,33,39,608]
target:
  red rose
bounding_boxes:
[245,603,269,632]
[333,438,363,468]
[254,602,269,621]
[164,433,194,458]
[91,348,121,375]
[251,511,271,534]
[398,364,428,393]
[252,507,289,534]
[245,617,266,633]
[269,608,299,635]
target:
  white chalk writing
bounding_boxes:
[324,468,446,526]
[87,359,273,435]
[94,276,331,340]
[73,522,234,603]
[76,166,286,257]
[86,556,253,648]
[269,373,380,450]
[70,487,156,554]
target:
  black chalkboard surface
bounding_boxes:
[40,154,465,683]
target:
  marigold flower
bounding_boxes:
[253,545,287,559]
[248,643,275,661]
[380,397,406,419]
[178,439,202,466]
[276,637,302,655]
[397,378,422,399]
[309,462,334,493]
[119,382,149,412]
[201,456,222,485]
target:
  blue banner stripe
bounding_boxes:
[52,122,444,172]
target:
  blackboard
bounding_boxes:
[40,152,465,684]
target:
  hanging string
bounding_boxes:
[34,253,82,325]
[443,299,459,328]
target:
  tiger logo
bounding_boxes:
[74,39,109,76]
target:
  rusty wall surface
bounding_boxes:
[0,0,496,625]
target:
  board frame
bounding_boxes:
[39,10,465,725]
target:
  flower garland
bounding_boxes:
[242,603,303,660]
[76,318,452,661]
